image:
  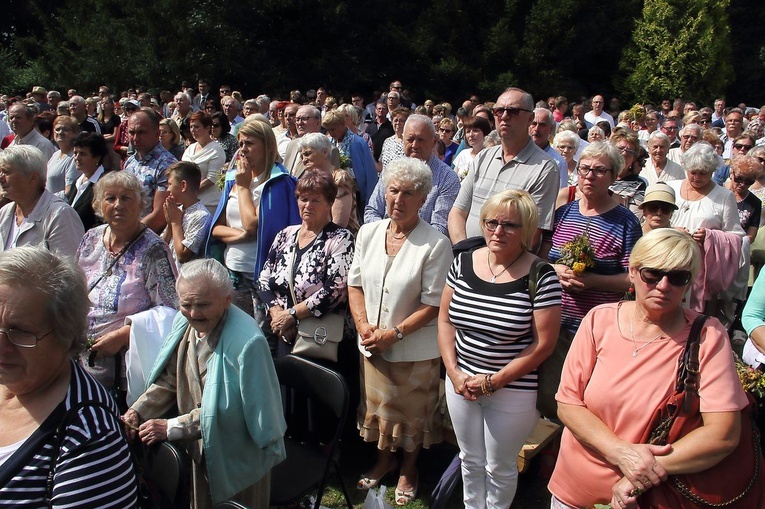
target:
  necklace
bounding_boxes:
[387,222,417,240]
[487,250,524,283]
[629,314,666,357]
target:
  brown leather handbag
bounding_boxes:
[638,315,765,508]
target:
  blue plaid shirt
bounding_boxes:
[123,143,176,216]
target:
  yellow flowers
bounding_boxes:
[556,223,596,276]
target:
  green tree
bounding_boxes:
[619,0,733,104]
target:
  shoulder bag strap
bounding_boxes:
[527,257,546,305]
[88,226,147,292]
[678,315,707,414]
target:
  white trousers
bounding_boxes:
[446,380,539,509]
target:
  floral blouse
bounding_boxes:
[76,225,178,385]
[258,223,354,317]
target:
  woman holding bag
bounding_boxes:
[548,228,763,509]
[257,170,354,358]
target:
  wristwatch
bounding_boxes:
[288,307,299,324]
[393,326,404,340]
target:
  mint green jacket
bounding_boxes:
[146,306,286,503]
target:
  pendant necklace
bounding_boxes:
[629,314,665,357]
[487,250,523,283]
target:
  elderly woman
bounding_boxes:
[668,142,745,319]
[639,182,677,234]
[639,131,685,186]
[439,190,561,508]
[66,132,110,231]
[588,125,605,143]
[0,247,138,507]
[549,229,758,509]
[553,130,580,186]
[298,132,359,234]
[182,111,225,214]
[76,171,177,402]
[724,155,763,244]
[46,115,81,196]
[667,123,702,165]
[211,111,238,163]
[452,116,492,181]
[438,118,459,166]
[379,107,411,172]
[0,146,84,256]
[257,171,354,356]
[541,142,642,336]
[208,118,299,324]
[349,157,452,506]
[609,129,647,216]
[124,258,286,509]
[321,109,377,206]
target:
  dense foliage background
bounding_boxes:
[2,0,763,106]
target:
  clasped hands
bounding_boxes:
[553,264,589,293]
[121,409,168,446]
[449,371,493,401]
[270,307,297,342]
[609,442,671,509]
[358,322,396,355]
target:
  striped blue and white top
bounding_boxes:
[447,252,562,391]
[0,360,138,508]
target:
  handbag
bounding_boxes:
[286,231,345,363]
[638,315,765,508]
[529,257,572,421]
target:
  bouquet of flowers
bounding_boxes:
[556,225,596,275]
[735,353,765,398]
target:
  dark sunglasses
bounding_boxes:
[733,174,756,186]
[734,143,753,151]
[638,267,692,287]
[643,202,674,214]
[493,106,532,117]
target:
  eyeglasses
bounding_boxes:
[681,135,699,141]
[439,128,453,133]
[638,267,692,287]
[0,327,54,348]
[616,145,636,155]
[733,174,756,186]
[492,106,532,117]
[643,202,674,214]
[295,116,314,122]
[483,219,521,232]
[662,126,678,131]
[734,143,753,151]
[699,119,711,125]
[576,165,612,178]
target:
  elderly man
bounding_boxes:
[69,95,102,134]
[46,90,62,111]
[711,98,726,127]
[584,95,615,128]
[222,96,244,135]
[277,103,299,159]
[0,146,84,256]
[7,104,55,160]
[639,131,685,185]
[364,114,459,235]
[531,108,567,188]
[447,87,559,248]
[660,116,681,149]
[386,91,401,119]
[722,108,745,159]
[124,108,177,233]
[124,258,285,509]
[282,105,339,177]
[668,123,702,164]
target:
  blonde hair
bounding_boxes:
[479,189,538,250]
[237,119,277,172]
[629,228,700,278]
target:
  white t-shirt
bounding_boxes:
[584,110,615,129]
[224,180,264,272]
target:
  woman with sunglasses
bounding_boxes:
[439,189,561,508]
[549,228,752,509]
[540,141,642,337]
[639,182,677,234]
[725,155,763,243]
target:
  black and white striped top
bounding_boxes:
[0,361,138,508]
[447,252,562,391]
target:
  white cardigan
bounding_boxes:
[348,218,452,362]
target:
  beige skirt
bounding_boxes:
[358,355,442,452]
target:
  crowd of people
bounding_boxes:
[0,78,764,509]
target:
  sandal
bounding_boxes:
[394,475,418,506]
[357,461,398,490]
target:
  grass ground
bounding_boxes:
[308,434,553,509]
